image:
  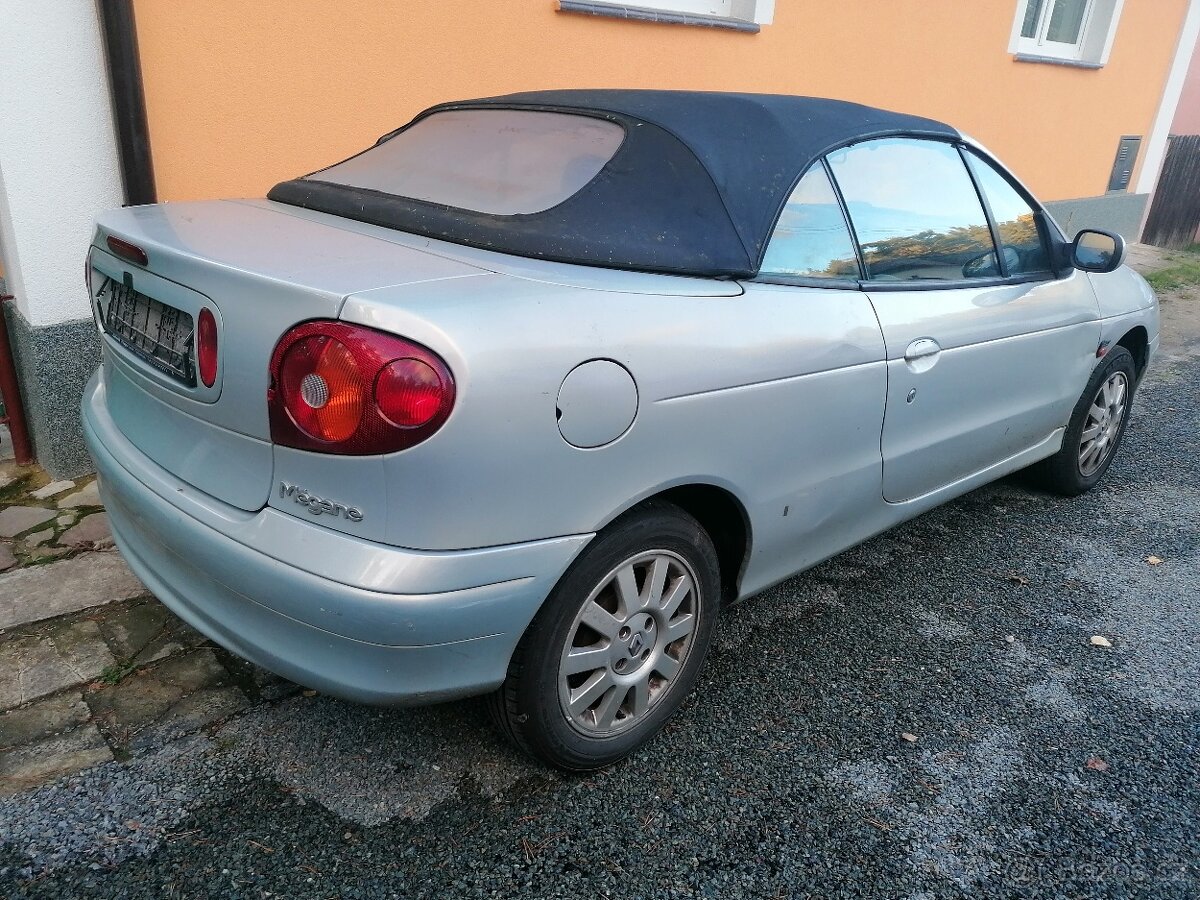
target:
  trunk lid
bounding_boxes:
[90,200,486,511]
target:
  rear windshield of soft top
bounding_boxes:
[306,109,626,216]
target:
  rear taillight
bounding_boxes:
[197,308,218,387]
[268,320,455,455]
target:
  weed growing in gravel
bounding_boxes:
[1145,244,1200,293]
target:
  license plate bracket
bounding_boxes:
[100,277,196,386]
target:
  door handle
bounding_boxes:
[903,338,941,373]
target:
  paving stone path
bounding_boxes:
[0,468,298,797]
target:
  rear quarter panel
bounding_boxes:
[323,275,887,596]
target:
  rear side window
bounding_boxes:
[964,150,1052,276]
[308,110,625,216]
[760,164,860,280]
[828,138,998,282]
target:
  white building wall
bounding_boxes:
[0,0,124,327]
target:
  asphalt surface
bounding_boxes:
[2,302,1197,898]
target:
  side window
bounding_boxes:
[964,150,1052,276]
[827,138,999,282]
[759,163,860,280]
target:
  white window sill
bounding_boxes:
[1013,52,1104,69]
[557,1,761,32]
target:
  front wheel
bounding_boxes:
[488,501,720,771]
[1030,346,1137,496]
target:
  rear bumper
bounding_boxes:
[81,370,592,705]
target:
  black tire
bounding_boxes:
[488,501,720,771]
[1030,346,1137,496]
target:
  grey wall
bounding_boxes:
[4,303,100,478]
[1044,192,1149,241]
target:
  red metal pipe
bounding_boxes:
[0,295,34,466]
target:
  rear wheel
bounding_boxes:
[1030,346,1136,496]
[489,502,720,771]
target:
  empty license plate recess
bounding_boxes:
[100,277,196,386]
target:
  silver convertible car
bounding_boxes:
[82,91,1157,770]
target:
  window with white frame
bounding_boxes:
[1010,0,1125,66]
[633,0,768,20]
[557,0,774,30]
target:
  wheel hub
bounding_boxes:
[612,614,657,673]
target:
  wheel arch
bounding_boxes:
[1115,325,1150,381]
[602,482,752,605]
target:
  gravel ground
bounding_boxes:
[2,302,1197,898]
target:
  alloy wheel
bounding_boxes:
[1078,370,1128,477]
[558,550,701,737]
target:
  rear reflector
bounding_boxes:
[197,308,219,387]
[106,235,148,267]
[268,320,455,455]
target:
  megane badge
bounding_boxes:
[278,482,364,522]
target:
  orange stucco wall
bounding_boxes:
[132,0,1186,204]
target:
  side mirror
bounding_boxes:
[1071,229,1125,274]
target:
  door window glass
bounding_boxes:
[828,138,998,281]
[760,164,860,279]
[964,150,1052,276]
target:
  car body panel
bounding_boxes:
[90,201,488,509]
[232,199,745,298]
[1089,266,1158,319]
[84,372,590,702]
[85,374,592,596]
[91,201,487,441]
[338,277,888,562]
[869,272,1103,501]
[104,350,274,511]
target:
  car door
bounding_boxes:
[825,137,1102,503]
[745,160,889,587]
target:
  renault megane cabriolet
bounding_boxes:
[82,91,1157,769]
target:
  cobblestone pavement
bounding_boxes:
[0,470,300,798]
[0,258,1196,897]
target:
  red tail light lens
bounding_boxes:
[197,307,219,387]
[268,321,455,454]
[374,358,444,427]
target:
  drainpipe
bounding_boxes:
[97,0,156,205]
[0,296,34,466]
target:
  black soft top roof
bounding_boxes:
[268,90,959,278]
